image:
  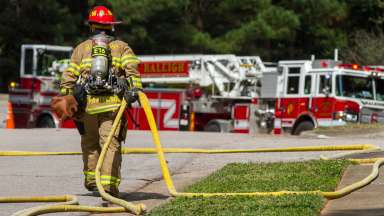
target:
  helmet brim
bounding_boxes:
[88,20,122,25]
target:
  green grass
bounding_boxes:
[149,160,351,216]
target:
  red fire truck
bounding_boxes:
[9,44,384,135]
[9,44,73,128]
[135,54,270,132]
[255,59,384,134]
[9,45,191,130]
[137,55,384,135]
[9,47,267,132]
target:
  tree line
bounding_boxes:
[0,0,383,92]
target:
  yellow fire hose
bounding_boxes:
[5,99,145,216]
[0,144,377,157]
[138,92,384,199]
[0,92,383,215]
[93,98,145,215]
[0,195,78,204]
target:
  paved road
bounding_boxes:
[322,165,384,216]
[0,94,8,128]
[0,129,383,215]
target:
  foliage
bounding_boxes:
[276,0,348,58]
[1,0,384,92]
[149,160,351,216]
[103,0,299,58]
[0,0,85,91]
[342,30,384,65]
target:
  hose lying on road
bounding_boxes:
[138,91,384,200]
[0,144,377,157]
[0,92,383,215]
[1,99,145,216]
[0,195,78,204]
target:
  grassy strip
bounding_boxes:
[314,123,384,135]
[149,160,351,216]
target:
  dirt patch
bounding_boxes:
[311,124,384,137]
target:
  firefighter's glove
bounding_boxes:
[116,77,129,93]
[51,95,78,120]
[124,88,141,106]
[73,84,87,108]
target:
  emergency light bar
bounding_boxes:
[338,64,384,73]
[312,60,340,69]
[337,64,361,70]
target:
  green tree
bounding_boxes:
[276,0,348,59]
[339,0,384,64]
[346,0,384,31]
[3,0,384,93]
[342,30,384,65]
[95,0,299,61]
[186,0,300,59]
[0,0,84,92]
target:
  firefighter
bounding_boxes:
[54,5,142,197]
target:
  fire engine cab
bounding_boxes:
[257,59,384,134]
[9,44,72,128]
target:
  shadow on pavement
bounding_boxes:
[120,191,169,202]
[76,191,169,201]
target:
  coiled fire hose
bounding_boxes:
[0,92,383,215]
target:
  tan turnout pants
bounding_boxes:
[80,111,127,195]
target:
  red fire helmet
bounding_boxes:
[88,6,122,25]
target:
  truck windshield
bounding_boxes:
[336,75,374,100]
[375,77,384,101]
[36,49,71,76]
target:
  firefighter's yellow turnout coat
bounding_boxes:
[60,39,141,194]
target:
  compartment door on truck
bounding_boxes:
[311,72,337,126]
[127,89,184,131]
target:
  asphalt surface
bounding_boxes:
[1,129,384,215]
[322,165,384,216]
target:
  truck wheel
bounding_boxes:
[204,122,221,132]
[292,121,314,135]
[36,115,55,128]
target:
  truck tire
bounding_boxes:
[204,122,221,132]
[292,121,314,135]
[36,115,55,128]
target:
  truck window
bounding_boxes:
[376,77,384,101]
[286,67,301,94]
[24,49,33,75]
[36,49,71,76]
[289,67,300,74]
[287,77,299,94]
[304,75,311,95]
[336,75,373,99]
[319,74,332,95]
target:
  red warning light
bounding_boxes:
[320,61,329,68]
[337,64,361,70]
